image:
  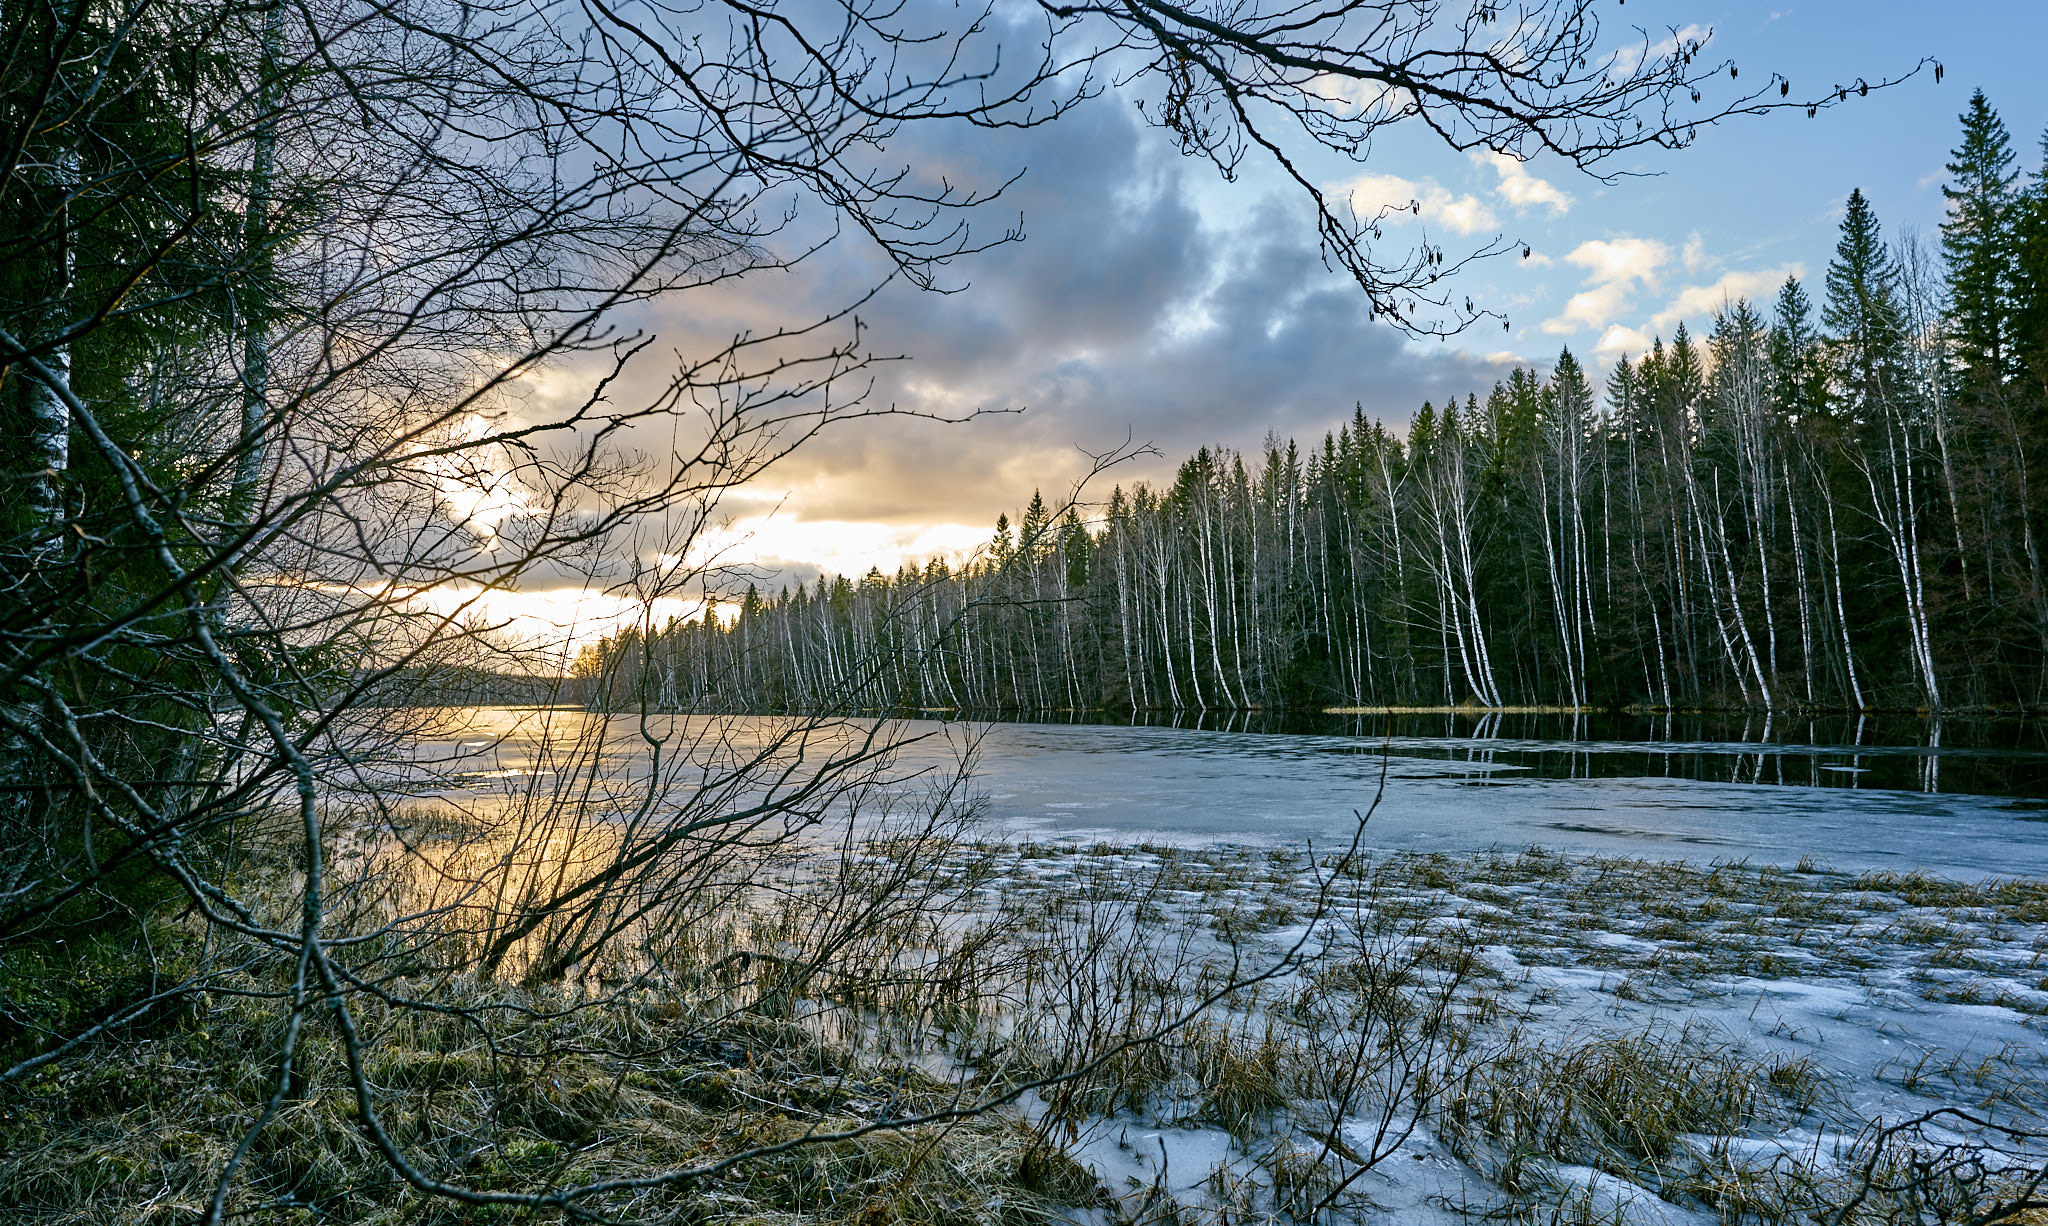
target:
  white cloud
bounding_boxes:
[410,585,701,657]
[1547,285,1631,335]
[1609,23,1714,80]
[1470,150,1573,214]
[1335,172,1498,235]
[1542,238,1670,334]
[692,513,991,579]
[1338,171,1420,215]
[1571,260,1805,363]
[418,413,539,549]
[1682,232,1707,277]
[1432,191,1498,235]
[1567,238,1670,286]
[1653,24,1714,59]
[1309,73,1412,117]
[1594,325,1653,358]
[1647,266,1803,336]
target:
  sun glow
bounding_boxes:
[684,514,991,584]
[412,585,702,663]
[410,515,991,661]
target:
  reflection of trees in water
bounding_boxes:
[828,709,2048,797]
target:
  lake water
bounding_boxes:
[402,709,2048,880]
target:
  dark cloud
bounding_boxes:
[625,93,1530,536]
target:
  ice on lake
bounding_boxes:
[402,709,2048,881]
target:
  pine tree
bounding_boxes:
[1941,89,2019,401]
[1823,189,1913,420]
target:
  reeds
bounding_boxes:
[6,803,2046,1225]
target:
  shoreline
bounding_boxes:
[555,702,2041,720]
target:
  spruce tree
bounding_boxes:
[1771,276,1825,418]
[1061,508,1092,587]
[1410,400,1439,457]
[1823,188,1913,420]
[1020,488,1052,560]
[2014,128,2048,391]
[1660,324,1706,430]
[991,512,1014,563]
[1551,348,1593,425]
[1941,89,2019,400]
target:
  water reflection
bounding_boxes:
[390,707,2048,879]
[965,709,2048,799]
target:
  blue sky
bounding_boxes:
[1428,1,2048,366]
[622,0,2048,585]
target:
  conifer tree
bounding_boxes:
[1665,324,1707,417]
[1824,189,1914,419]
[1771,277,1826,417]
[991,513,1014,563]
[1606,354,1644,440]
[2014,128,2048,395]
[1551,349,1594,425]
[1020,489,1053,560]
[1941,89,2019,401]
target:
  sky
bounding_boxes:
[460,0,2048,650]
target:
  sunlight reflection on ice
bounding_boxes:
[391,709,2048,879]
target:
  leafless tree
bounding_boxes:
[0,0,1931,1217]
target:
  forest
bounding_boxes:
[582,95,2048,715]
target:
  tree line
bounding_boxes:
[582,92,2048,714]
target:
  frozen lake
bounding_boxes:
[899,719,2048,878]
[398,709,2048,880]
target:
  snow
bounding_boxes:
[405,709,2048,1221]
[978,835,2048,1223]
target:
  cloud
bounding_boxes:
[545,97,1536,585]
[1308,74,1412,118]
[1594,325,1653,358]
[1335,171,1499,235]
[1682,232,1707,277]
[1567,238,1671,286]
[410,585,701,657]
[1608,23,1714,80]
[1546,284,1635,335]
[1470,151,1573,214]
[416,412,539,550]
[1541,237,1670,334]
[1573,258,1804,365]
[690,515,992,586]
[1646,266,1803,336]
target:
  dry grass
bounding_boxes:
[9,823,2047,1225]
[1436,1020,1820,1187]
[0,956,1097,1225]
